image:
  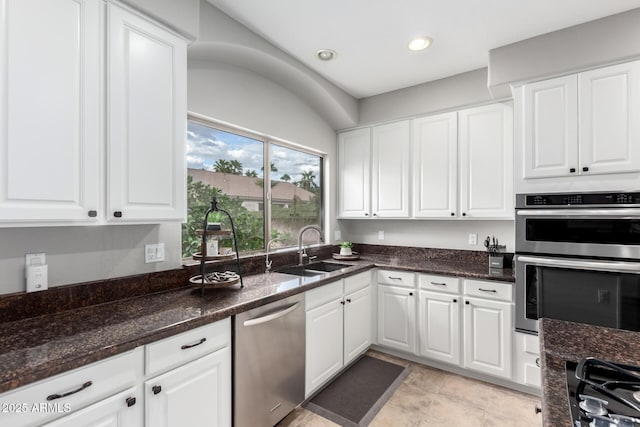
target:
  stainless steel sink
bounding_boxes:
[276,261,350,277]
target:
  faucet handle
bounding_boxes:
[265,260,273,271]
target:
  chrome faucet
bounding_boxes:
[265,239,279,273]
[297,225,323,265]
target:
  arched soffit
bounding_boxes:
[188,42,358,130]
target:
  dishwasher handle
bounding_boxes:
[243,302,301,327]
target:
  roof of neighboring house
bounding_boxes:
[188,169,315,203]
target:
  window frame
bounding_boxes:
[187,112,326,252]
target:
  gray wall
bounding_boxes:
[0,224,182,295]
[357,68,501,127]
[340,220,515,253]
[120,0,200,40]
[488,7,640,90]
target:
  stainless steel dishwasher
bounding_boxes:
[234,293,305,427]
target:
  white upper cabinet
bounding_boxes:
[579,61,640,175]
[338,128,371,218]
[108,4,187,222]
[412,112,458,218]
[371,121,410,218]
[0,0,101,224]
[516,60,640,192]
[521,75,578,179]
[459,103,514,219]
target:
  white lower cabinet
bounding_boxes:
[144,318,231,427]
[305,272,372,397]
[418,290,461,365]
[514,332,541,388]
[414,275,515,381]
[42,387,140,427]
[377,272,416,354]
[463,296,513,379]
[145,347,231,427]
[0,348,143,427]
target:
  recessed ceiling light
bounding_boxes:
[408,36,433,51]
[316,49,337,61]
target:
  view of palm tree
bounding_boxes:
[184,122,323,256]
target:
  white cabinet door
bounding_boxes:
[43,387,140,427]
[146,346,231,427]
[377,285,416,354]
[514,332,541,389]
[463,297,512,379]
[0,0,100,224]
[344,285,372,365]
[521,75,578,179]
[305,298,344,397]
[412,113,458,218]
[338,128,371,218]
[459,103,514,219]
[418,290,461,366]
[579,60,640,175]
[371,121,411,218]
[108,4,187,222]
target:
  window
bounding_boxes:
[183,118,324,257]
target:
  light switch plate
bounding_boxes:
[145,243,165,263]
[468,233,478,245]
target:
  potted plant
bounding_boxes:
[340,241,353,256]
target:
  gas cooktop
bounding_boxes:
[567,358,640,426]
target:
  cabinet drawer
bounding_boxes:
[344,271,371,295]
[419,274,460,294]
[306,280,343,311]
[0,348,142,427]
[463,279,513,302]
[377,269,415,288]
[146,318,230,377]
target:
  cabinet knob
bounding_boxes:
[582,166,589,172]
[364,213,369,216]
[536,357,540,367]
[569,168,576,173]
[113,211,123,218]
[346,298,352,303]
[462,213,466,217]
[126,397,136,407]
[535,406,542,414]
[453,299,457,303]
[450,212,455,216]
[88,210,97,218]
[465,300,470,305]
[152,385,162,395]
[373,213,377,216]
[409,292,413,296]
[340,300,345,305]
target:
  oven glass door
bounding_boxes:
[516,256,640,333]
[515,210,640,258]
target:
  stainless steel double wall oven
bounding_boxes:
[515,192,640,334]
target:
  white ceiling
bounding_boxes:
[205,0,640,99]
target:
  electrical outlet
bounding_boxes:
[468,233,478,245]
[26,253,48,292]
[378,230,385,241]
[145,243,165,263]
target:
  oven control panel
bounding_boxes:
[519,192,640,207]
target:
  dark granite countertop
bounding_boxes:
[0,255,513,394]
[539,318,640,426]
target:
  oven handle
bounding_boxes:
[516,255,640,273]
[516,209,640,218]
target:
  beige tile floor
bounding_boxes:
[278,350,542,427]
